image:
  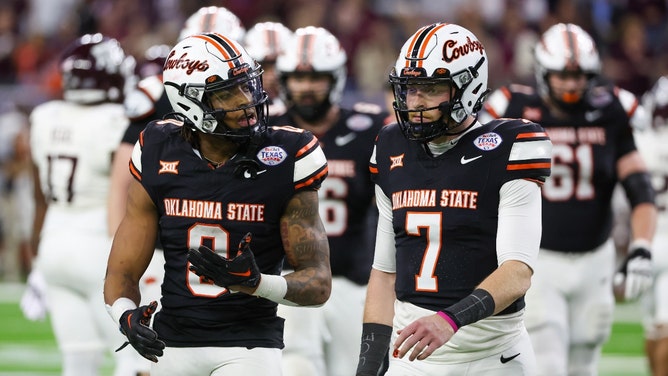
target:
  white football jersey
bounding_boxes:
[634,127,668,235]
[30,100,128,211]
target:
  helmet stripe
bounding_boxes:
[265,29,278,56]
[296,33,315,69]
[199,6,216,33]
[562,25,579,70]
[192,33,244,69]
[405,23,447,68]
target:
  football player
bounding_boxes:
[103,33,331,376]
[636,76,668,376]
[356,22,552,376]
[481,23,657,375]
[270,26,388,376]
[107,10,247,373]
[25,33,140,376]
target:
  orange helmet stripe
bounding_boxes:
[192,33,244,69]
[404,23,447,68]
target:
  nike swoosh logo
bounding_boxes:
[500,353,520,364]
[243,169,267,179]
[585,110,601,122]
[460,155,483,164]
[229,269,251,277]
[335,132,357,146]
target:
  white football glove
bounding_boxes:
[20,270,48,321]
[614,245,652,302]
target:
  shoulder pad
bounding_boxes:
[123,75,165,120]
[615,87,651,131]
[352,102,384,115]
[140,118,183,146]
[507,84,535,95]
[137,75,165,101]
[482,87,512,120]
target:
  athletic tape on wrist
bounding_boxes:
[442,288,495,328]
[107,297,137,324]
[252,274,296,305]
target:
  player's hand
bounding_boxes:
[393,314,454,361]
[614,246,652,301]
[187,232,261,288]
[20,270,48,321]
[116,301,165,362]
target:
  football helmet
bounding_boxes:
[243,22,292,64]
[60,33,136,104]
[389,23,489,141]
[162,33,268,142]
[534,23,601,105]
[276,26,347,121]
[178,6,246,42]
[138,44,172,78]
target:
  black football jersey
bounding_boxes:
[130,120,327,348]
[270,107,387,284]
[370,119,551,313]
[484,83,638,252]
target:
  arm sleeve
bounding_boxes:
[371,185,397,273]
[496,179,542,269]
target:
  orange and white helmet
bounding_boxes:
[178,6,246,42]
[389,23,489,141]
[534,23,601,104]
[243,22,293,64]
[162,33,267,142]
[276,26,347,118]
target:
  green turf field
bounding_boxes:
[0,283,651,375]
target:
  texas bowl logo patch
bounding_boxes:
[346,114,373,131]
[474,132,502,151]
[257,146,287,166]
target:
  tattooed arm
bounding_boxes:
[232,190,332,306]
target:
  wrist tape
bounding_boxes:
[252,274,299,306]
[106,297,137,324]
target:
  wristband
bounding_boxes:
[252,274,299,306]
[437,311,459,332]
[442,288,495,328]
[106,297,137,324]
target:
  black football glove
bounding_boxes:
[116,301,165,362]
[187,232,261,288]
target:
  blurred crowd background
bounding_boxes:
[1,0,667,110]
[0,0,667,281]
